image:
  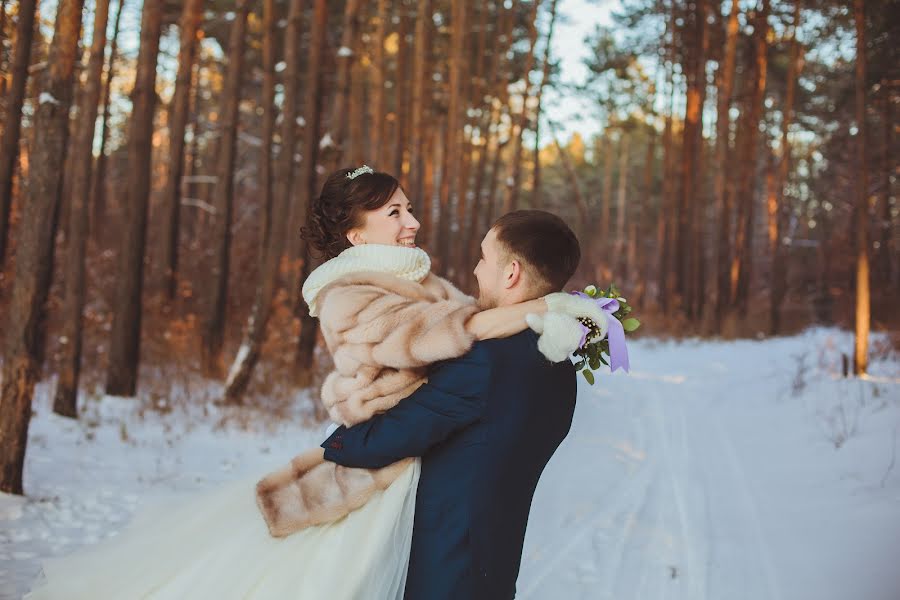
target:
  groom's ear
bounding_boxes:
[504,259,522,289]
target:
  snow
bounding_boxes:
[37,93,59,106]
[225,343,251,388]
[2,328,899,599]
[319,132,334,149]
[336,46,353,58]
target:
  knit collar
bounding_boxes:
[302,244,432,316]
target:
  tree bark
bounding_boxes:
[370,0,389,162]
[436,0,467,275]
[0,0,85,495]
[769,0,801,334]
[392,0,411,176]
[90,0,126,241]
[614,134,629,278]
[159,0,203,302]
[531,0,559,210]
[731,0,769,318]
[104,0,164,396]
[713,0,740,330]
[54,0,111,418]
[407,0,431,236]
[258,0,277,257]
[224,0,305,404]
[502,0,542,214]
[201,0,251,378]
[853,0,869,375]
[291,0,328,385]
[0,0,37,266]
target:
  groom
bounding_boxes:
[322,210,581,599]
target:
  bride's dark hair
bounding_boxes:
[301,167,401,259]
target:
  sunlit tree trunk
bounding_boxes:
[370,0,388,162]
[436,0,467,276]
[531,0,559,210]
[224,0,305,404]
[408,0,431,238]
[54,0,111,418]
[0,0,37,266]
[159,0,203,302]
[713,0,740,330]
[769,0,802,335]
[105,0,164,396]
[392,0,411,176]
[292,0,330,386]
[258,0,277,256]
[502,0,542,214]
[90,0,125,241]
[0,0,85,495]
[853,0,869,375]
[614,134,629,278]
[201,0,251,378]
[731,0,769,317]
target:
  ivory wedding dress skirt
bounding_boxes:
[26,459,420,600]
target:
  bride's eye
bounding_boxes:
[389,209,399,216]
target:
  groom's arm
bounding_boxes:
[321,342,492,469]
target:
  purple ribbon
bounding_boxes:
[573,292,630,373]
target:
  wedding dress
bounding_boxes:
[26,459,420,600]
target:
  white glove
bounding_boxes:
[543,292,609,341]
[526,311,586,363]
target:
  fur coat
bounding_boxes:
[257,246,478,537]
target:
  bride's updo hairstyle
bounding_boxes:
[301,167,401,259]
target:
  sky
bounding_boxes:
[541,0,616,146]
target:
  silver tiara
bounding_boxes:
[346,165,374,180]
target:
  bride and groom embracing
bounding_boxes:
[28,165,609,599]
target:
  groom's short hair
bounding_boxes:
[492,210,580,295]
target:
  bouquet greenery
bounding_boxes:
[571,283,640,385]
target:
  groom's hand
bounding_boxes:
[322,343,492,469]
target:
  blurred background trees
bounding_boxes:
[0,0,896,494]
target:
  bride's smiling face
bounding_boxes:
[345,188,420,248]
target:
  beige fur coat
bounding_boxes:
[256,269,478,537]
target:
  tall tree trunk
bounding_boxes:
[531,0,559,210]
[853,0,869,375]
[732,0,769,318]
[601,133,614,250]
[224,0,305,404]
[614,134,629,278]
[258,0,276,256]
[0,0,37,266]
[90,0,126,241]
[288,0,357,307]
[552,130,590,238]
[291,0,329,385]
[875,87,893,286]
[105,0,164,396]
[159,0,203,302]
[502,0,542,214]
[769,0,801,335]
[201,0,251,378]
[348,20,367,166]
[0,0,84,495]
[713,0,740,330]
[677,0,706,316]
[370,0,388,162]
[0,0,8,100]
[392,0,411,176]
[54,0,111,418]
[435,0,466,275]
[407,0,431,237]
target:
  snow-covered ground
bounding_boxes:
[2,327,899,599]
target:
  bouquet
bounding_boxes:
[569,283,640,384]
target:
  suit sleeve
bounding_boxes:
[321,342,492,469]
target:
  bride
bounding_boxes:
[27,166,598,599]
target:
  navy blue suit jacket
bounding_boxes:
[322,330,577,599]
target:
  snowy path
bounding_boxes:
[519,331,900,600]
[2,328,900,599]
